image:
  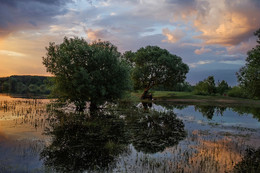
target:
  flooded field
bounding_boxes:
[0,94,259,173]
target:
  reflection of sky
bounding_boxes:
[172,106,260,130]
[0,95,49,172]
[0,135,45,173]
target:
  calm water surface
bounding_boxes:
[0,94,259,173]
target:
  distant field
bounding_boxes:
[131,91,260,107]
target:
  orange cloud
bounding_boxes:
[194,46,212,55]
[86,29,108,41]
[192,0,260,46]
[162,28,185,43]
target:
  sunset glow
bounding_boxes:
[0,0,259,84]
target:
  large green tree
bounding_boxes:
[125,46,189,99]
[237,28,260,99]
[43,37,131,111]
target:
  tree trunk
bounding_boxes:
[141,88,149,99]
[141,88,153,100]
[89,102,98,113]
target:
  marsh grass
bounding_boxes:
[0,95,260,172]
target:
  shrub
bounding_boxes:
[227,86,247,98]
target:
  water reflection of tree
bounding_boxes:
[195,105,226,119]
[232,107,260,122]
[126,111,186,154]
[142,101,152,111]
[41,111,129,172]
[41,109,187,171]
[233,147,260,173]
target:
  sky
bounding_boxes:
[0,0,259,85]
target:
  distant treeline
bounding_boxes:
[0,75,51,94]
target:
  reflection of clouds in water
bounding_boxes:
[151,104,168,112]
[0,136,45,172]
[187,136,243,173]
[177,114,208,125]
[113,129,250,173]
[0,96,50,142]
[137,102,173,112]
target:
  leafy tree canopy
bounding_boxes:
[237,28,260,99]
[124,46,189,99]
[217,80,230,95]
[194,76,216,95]
[42,37,131,111]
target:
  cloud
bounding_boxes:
[0,0,259,77]
[105,0,260,48]
[226,37,257,55]
[0,50,26,57]
[194,47,212,55]
[0,0,73,38]
[219,60,244,65]
[192,0,260,46]
[162,28,185,43]
[86,28,110,41]
[189,60,215,68]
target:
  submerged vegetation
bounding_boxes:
[1,95,260,172]
[40,109,186,172]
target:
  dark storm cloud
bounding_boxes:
[0,0,69,6]
[0,0,73,37]
[252,0,260,7]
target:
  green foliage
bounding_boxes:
[2,81,9,92]
[0,76,50,94]
[126,46,189,92]
[28,84,39,93]
[42,37,131,111]
[122,50,135,68]
[216,80,230,95]
[227,86,248,98]
[194,76,216,95]
[237,28,260,99]
[171,81,193,92]
[153,81,193,92]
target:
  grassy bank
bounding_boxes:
[131,91,260,107]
